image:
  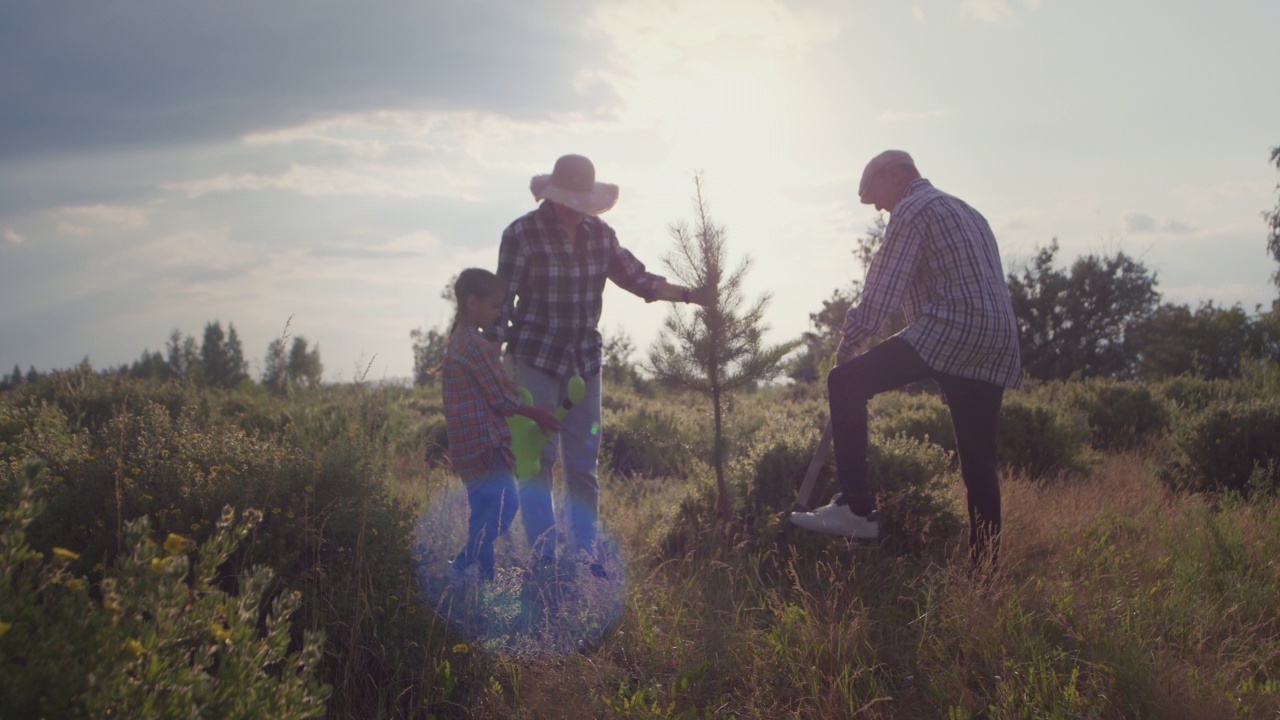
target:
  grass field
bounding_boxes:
[3,371,1280,718]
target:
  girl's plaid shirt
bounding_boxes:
[441,326,520,481]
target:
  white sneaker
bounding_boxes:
[789,499,879,539]
[447,560,480,584]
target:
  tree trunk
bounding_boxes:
[712,384,729,522]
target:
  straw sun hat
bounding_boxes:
[530,154,619,215]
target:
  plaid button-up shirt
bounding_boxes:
[496,202,667,380]
[840,179,1022,389]
[442,326,520,481]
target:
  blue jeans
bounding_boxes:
[508,357,603,562]
[453,450,519,579]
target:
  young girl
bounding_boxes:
[441,268,559,581]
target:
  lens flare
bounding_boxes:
[414,483,628,658]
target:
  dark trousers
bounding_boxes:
[454,451,519,579]
[827,337,1004,562]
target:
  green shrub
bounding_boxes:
[1063,378,1171,450]
[0,464,330,719]
[870,391,957,456]
[864,433,964,553]
[678,422,962,556]
[0,381,456,718]
[740,418,827,517]
[1151,375,1241,413]
[1161,399,1280,494]
[601,397,701,478]
[657,469,721,559]
[997,393,1094,478]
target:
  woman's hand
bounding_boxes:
[518,405,561,435]
[657,281,713,306]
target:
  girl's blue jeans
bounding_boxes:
[453,450,519,579]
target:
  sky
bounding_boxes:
[2,0,1278,382]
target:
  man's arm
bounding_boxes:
[837,215,925,362]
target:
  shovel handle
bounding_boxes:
[793,419,833,512]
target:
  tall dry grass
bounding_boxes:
[429,448,1280,719]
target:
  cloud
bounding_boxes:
[167,110,544,201]
[0,1,620,161]
[1125,212,1157,233]
[169,165,477,201]
[115,226,255,271]
[52,204,152,236]
[959,0,1042,22]
[878,109,951,123]
[961,0,1013,22]
[912,6,926,23]
[3,228,22,245]
[1126,212,1195,235]
[590,0,830,62]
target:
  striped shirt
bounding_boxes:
[496,202,667,380]
[840,179,1022,389]
[442,326,521,480]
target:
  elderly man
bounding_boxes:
[789,150,1022,564]
[496,154,709,575]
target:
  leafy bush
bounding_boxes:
[1161,399,1280,494]
[997,393,1094,478]
[740,417,826,517]
[683,419,962,556]
[867,433,965,553]
[1060,378,1171,450]
[0,463,329,719]
[656,469,721,560]
[870,391,957,456]
[0,376,465,718]
[601,395,701,478]
[1150,375,1242,413]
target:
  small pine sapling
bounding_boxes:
[646,175,797,521]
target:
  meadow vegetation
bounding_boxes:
[3,363,1280,718]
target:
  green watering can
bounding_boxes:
[506,375,585,477]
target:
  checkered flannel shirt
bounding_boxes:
[496,201,666,380]
[840,179,1023,389]
[442,326,520,481]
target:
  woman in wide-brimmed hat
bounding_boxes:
[494,154,709,576]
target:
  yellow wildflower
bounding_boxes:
[452,644,469,654]
[52,547,80,561]
[66,578,85,591]
[163,533,189,555]
[150,558,164,573]
[211,624,232,642]
[123,639,145,657]
[0,621,11,636]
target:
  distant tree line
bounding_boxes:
[0,320,323,394]
[789,233,1280,385]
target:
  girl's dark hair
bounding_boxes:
[448,268,503,337]
[433,268,504,377]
